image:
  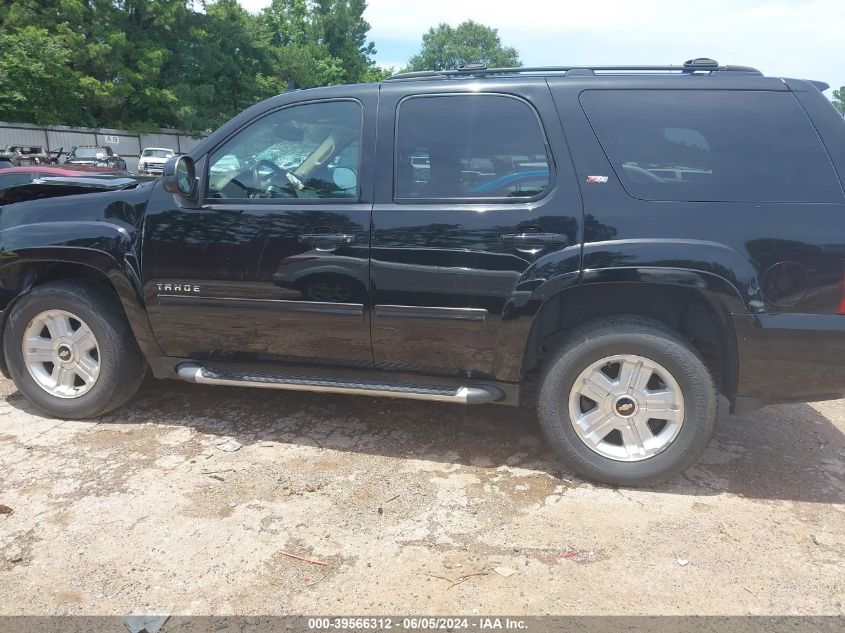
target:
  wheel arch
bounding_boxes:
[518,269,745,405]
[0,223,162,375]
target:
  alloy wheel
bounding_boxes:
[568,354,685,461]
[22,309,101,398]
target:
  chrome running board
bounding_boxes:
[176,363,504,405]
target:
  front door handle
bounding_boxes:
[499,233,568,246]
[298,233,357,246]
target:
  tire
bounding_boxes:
[4,280,146,419]
[537,316,717,487]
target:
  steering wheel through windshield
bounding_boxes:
[251,159,305,198]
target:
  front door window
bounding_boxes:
[207,100,362,201]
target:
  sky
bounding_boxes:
[238,0,845,94]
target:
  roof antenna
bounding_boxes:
[285,80,298,93]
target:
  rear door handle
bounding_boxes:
[298,233,357,246]
[499,233,568,246]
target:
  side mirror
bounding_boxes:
[162,155,197,198]
[331,166,357,190]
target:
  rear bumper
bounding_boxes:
[733,313,845,408]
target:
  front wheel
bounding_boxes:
[4,281,146,419]
[537,317,717,487]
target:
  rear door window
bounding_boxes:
[394,94,551,201]
[580,90,844,203]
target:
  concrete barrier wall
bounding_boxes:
[0,121,206,173]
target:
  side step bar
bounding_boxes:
[176,363,504,405]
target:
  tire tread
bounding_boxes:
[4,280,146,419]
[537,316,717,487]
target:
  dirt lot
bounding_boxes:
[0,375,842,617]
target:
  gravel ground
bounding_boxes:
[0,375,842,617]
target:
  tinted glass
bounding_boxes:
[580,90,844,203]
[143,149,172,158]
[207,100,361,200]
[395,95,550,200]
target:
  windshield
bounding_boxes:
[142,149,172,158]
[74,148,107,159]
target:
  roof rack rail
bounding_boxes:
[385,59,763,81]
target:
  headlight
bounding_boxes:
[139,161,146,169]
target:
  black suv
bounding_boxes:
[1,59,844,486]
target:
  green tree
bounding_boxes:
[365,65,394,82]
[311,0,379,83]
[256,0,382,90]
[833,87,845,115]
[260,0,309,47]
[0,0,189,128]
[0,0,386,132]
[0,26,85,125]
[405,21,520,72]
[112,0,191,129]
[180,0,267,128]
[256,0,345,91]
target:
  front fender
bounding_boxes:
[0,220,162,358]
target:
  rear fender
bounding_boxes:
[493,239,754,394]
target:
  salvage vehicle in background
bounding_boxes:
[0,145,51,166]
[0,58,843,487]
[64,145,128,171]
[138,147,176,176]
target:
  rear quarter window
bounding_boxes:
[580,89,845,203]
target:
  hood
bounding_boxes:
[0,182,156,241]
[0,176,147,205]
[0,179,156,233]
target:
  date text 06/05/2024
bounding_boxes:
[306,617,528,630]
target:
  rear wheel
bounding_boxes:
[4,281,146,419]
[537,317,716,486]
